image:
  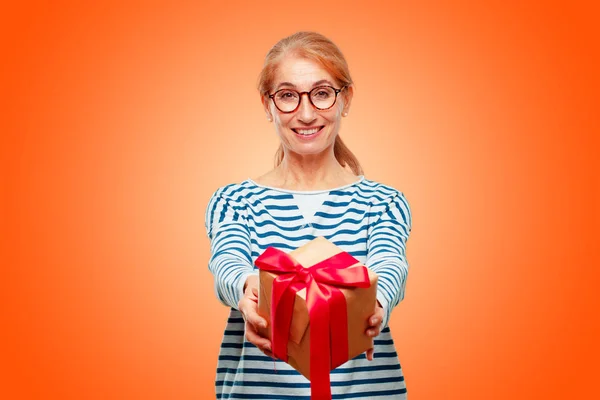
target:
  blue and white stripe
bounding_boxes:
[205,177,412,399]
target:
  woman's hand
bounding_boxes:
[364,301,384,361]
[237,275,273,357]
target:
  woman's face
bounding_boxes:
[262,55,352,157]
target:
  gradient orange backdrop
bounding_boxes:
[1,1,598,399]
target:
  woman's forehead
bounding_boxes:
[273,56,335,89]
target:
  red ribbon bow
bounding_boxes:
[255,246,371,400]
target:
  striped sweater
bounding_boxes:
[204,175,412,399]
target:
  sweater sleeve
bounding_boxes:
[204,187,256,310]
[365,190,412,329]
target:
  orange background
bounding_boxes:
[1,1,598,399]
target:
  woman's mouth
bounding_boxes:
[292,126,324,140]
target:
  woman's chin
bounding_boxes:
[288,144,333,157]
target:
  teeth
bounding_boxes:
[296,127,320,135]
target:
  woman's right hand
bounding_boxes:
[238,275,273,357]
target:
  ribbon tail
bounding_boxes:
[306,279,332,400]
[271,274,297,361]
[321,285,348,369]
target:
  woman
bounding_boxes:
[205,31,412,399]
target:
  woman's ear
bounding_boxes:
[261,95,273,122]
[342,85,354,115]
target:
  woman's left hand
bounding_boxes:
[364,302,384,361]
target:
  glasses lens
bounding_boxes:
[274,90,300,112]
[310,87,336,109]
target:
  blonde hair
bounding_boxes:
[257,31,364,176]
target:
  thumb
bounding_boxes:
[246,308,267,330]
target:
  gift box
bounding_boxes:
[256,236,378,382]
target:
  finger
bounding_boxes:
[245,323,271,350]
[368,315,381,327]
[366,313,381,329]
[239,306,247,323]
[247,289,258,302]
[239,301,250,322]
[251,287,258,297]
[239,299,267,329]
[366,326,381,337]
[245,308,268,330]
[366,348,374,361]
[261,348,274,358]
[370,306,384,323]
[244,289,258,302]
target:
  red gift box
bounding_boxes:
[256,236,378,400]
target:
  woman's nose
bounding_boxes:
[297,93,316,123]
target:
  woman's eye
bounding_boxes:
[278,91,298,100]
[313,90,332,99]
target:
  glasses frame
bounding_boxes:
[268,85,346,113]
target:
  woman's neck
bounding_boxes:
[267,152,358,191]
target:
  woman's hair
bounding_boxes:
[257,31,364,176]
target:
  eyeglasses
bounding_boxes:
[268,85,345,113]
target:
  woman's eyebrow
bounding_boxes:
[275,79,334,90]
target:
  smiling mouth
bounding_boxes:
[292,126,324,137]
